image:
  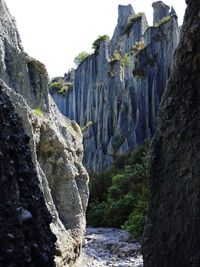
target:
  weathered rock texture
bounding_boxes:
[0,0,89,266]
[0,85,56,267]
[53,1,179,172]
[142,0,200,266]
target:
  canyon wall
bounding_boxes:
[52,1,179,173]
[0,0,89,266]
[142,0,200,266]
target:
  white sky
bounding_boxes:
[6,0,186,78]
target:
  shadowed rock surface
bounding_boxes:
[152,1,170,25]
[53,1,179,173]
[0,85,56,267]
[0,0,89,265]
[142,0,200,266]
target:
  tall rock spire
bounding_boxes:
[111,4,135,51]
[152,1,170,25]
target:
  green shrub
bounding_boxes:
[81,121,94,132]
[49,80,68,95]
[110,52,122,62]
[74,51,90,67]
[124,13,144,36]
[132,41,146,53]
[67,82,74,90]
[122,185,149,238]
[110,52,131,68]
[33,107,44,117]
[87,202,107,227]
[155,16,171,27]
[122,212,146,239]
[92,34,110,52]
[87,142,150,239]
[122,53,131,67]
[89,171,112,202]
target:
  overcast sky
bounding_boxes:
[6,0,186,78]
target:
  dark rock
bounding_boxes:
[0,87,56,266]
[7,234,14,240]
[17,207,33,222]
[142,0,200,266]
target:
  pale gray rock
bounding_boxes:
[0,0,89,265]
[152,1,170,26]
[111,4,135,53]
[60,1,179,173]
[74,227,143,267]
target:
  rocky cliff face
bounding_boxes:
[0,84,56,267]
[52,1,179,173]
[0,1,89,266]
[142,0,200,266]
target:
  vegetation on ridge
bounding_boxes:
[87,142,149,239]
[124,13,144,36]
[109,52,131,67]
[155,16,171,27]
[49,78,73,95]
[33,107,44,117]
[74,51,91,67]
[92,34,110,52]
[81,121,94,132]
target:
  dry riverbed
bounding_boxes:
[74,227,143,267]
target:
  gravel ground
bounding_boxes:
[74,227,143,267]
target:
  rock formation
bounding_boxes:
[0,0,89,266]
[0,84,56,267]
[152,1,170,25]
[142,0,200,266]
[51,1,179,173]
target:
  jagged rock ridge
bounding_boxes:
[142,0,200,266]
[0,0,89,266]
[51,1,179,173]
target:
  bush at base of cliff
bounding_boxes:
[122,185,149,239]
[87,142,149,239]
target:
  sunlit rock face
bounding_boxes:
[60,1,179,173]
[142,0,200,266]
[0,0,89,265]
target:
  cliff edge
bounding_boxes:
[0,0,89,266]
[53,1,179,173]
[142,0,200,266]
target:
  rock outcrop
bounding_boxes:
[49,70,75,117]
[52,1,179,172]
[0,84,56,267]
[0,0,89,266]
[152,1,170,25]
[142,0,200,266]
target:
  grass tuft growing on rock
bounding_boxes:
[124,13,144,36]
[81,121,94,132]
[33,107,44,117]
[92,35,110,52]
[155,16,171,27]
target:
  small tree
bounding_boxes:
[74,51,90,67]
[92,34,110,52]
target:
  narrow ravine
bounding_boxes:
[74,227,143,267]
